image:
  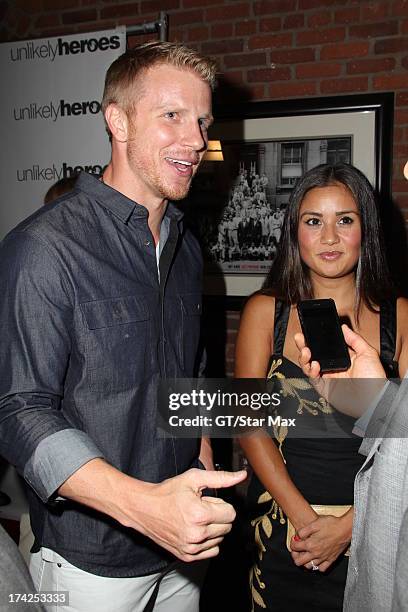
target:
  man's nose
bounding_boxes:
[182,120,207,152]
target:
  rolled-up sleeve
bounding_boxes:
[0,231,103,501]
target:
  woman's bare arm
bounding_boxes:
[396,297,408,378]
[235,294,317,530]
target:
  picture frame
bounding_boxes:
[186,92,393,311]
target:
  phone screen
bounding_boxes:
[297,299,351,372]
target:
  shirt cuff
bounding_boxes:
[353,381,390,437]
[24,429,104,503]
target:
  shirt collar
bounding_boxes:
[76,172,184,225]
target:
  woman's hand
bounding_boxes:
[289,511,353,572]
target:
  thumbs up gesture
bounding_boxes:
[131,468,247,562]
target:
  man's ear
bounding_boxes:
[104,103,128,143]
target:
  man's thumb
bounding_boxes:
[192,469,247,491]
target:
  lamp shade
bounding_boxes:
[203,140,223,161]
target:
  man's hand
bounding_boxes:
[290,512,353,572]
[294,325,387,418]
[126,468,246,562]
[59,460,246,563]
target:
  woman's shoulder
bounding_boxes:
[397,297,408,333]
[242,292,277,321]
[396,296,408,312]
[236,293,277,370]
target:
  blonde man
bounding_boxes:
[0,42,245,612]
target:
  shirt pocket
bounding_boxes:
[81,296,151,391]
[180,293,202,376]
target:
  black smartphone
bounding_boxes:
[297,298,351,373]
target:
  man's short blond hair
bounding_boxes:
[101,41,217,136]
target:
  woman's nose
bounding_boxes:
[320,223,339,245]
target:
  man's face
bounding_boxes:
[125,63,213,203]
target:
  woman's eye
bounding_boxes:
[305,218,321,226]
[338,216,353,225]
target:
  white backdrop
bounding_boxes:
[0,27,126,239]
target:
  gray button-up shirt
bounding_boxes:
[0,172,203,577]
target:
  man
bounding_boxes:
[295,325,408,612]
[237,208,251,251]
[0,42,245,612]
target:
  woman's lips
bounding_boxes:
[318,251,342,261]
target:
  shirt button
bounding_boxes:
[144,239,151,246]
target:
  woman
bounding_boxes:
[235,163,408,612]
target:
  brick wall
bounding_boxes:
[1,0,408,373]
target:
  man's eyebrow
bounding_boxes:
[155,103,181,111]
[154,105,213,121]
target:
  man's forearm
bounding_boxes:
[57,458,154,535]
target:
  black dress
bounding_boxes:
[247,300,398,612]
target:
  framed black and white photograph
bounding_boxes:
[183,93,393,307]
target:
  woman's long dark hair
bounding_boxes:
[263,163,394,312]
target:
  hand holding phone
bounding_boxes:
[297,299,351,374]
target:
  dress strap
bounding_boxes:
[379,299,399,377]
[273,300,291,356]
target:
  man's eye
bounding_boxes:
[165,112,177,119]
[199,118,208,129]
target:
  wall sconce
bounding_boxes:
[203,140,224,161]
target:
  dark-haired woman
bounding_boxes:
[235,163,408,611]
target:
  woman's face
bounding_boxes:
[297,183,361,281]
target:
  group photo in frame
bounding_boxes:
[182,93,393,308]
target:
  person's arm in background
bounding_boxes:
[0,231,245,563]
[0,525,45,612]
[235,295,318,533]
[391,166,408,611]
[291,324,394,571]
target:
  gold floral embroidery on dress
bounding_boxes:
[250,491,285,610]
[249,359,333,610]
[267,358,332,417]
